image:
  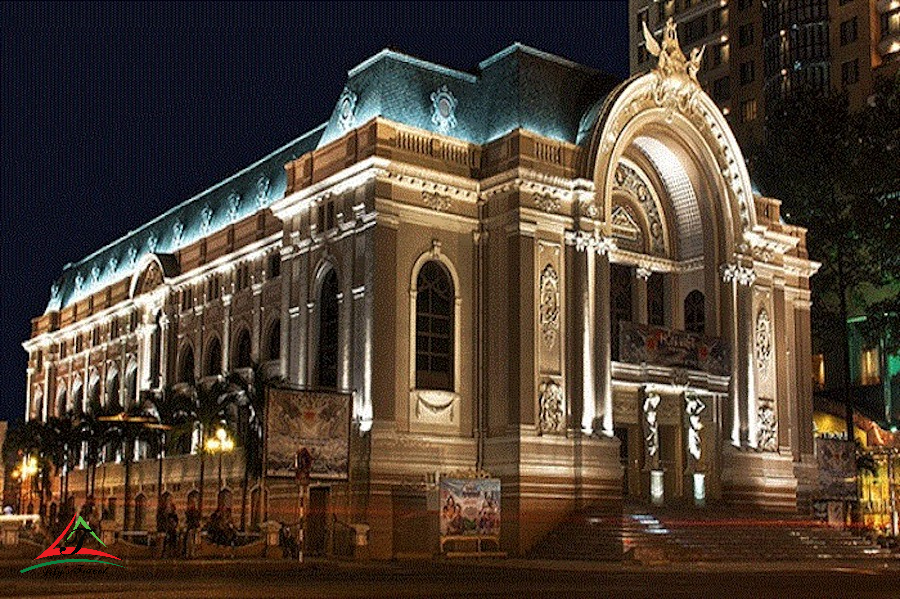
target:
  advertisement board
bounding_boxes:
[619,322,730,376]
[265,387,351,480]
[816,437,857,501]
[439,478,501,538]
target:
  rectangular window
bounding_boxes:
[713,76,731,102]
[637,7,649,34]
[610,264,633,360]
[75,335,83,353]
[268,253,281,279]
[812,353,825,390]
[682,14,708,46]
[740,98,758,122]
[130,311,139,331]
[92,328,100,346]
[738,0,751,11]
[860,348,880,385]
[738,23,754,48]
[840,17,858,46]
[841,59,859,86]
[181,287,193,312]
[59,341,67,359]
[110,319,119,339]
[740,61,755,85]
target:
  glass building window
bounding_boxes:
[415,261,455,391]
[740,61,755,85]
[741,99,758,123]
[841,59,859,86]
[840,17,857,46]
[860,348,880,386]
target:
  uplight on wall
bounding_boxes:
[651,470,665,506]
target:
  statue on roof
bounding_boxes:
[642,18,704,85]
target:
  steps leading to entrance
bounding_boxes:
[529,502,898,563]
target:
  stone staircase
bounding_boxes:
[530,502,899,563]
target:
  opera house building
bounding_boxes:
[23,25,819,557]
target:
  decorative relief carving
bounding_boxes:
[255,176,270,208]
[173,219,185,246]
[613,164,665,255]
[757,401,778,452]
[90,265,100,284]
[147,233,158,254]
[539,264,560,350]
[107,256,119,274]
[337,87,357,132]
[200,204,213,234]
[684,393,705,461]
[574,230,617,255]
[74,272,85,293]
[720,261,756,286]
[415,390,455,421]
[227,192,241,220]
[126,245,138,267]
[535,194,561,213]
[430,85,458,134]
[422,191,452,212]
[755,308,772,380]
[538,380,565,434]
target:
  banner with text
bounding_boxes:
[439,478,501,538]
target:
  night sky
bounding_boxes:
[1,1,629,424]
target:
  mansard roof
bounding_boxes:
[46,125,324,313]
[317,43,619,148]
[46,44,620,313]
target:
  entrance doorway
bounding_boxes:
[307,487,329,556]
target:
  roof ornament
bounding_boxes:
[430,85,458,134]
[642,18,705,121]
[337,87,358,132]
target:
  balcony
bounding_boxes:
[618,322,730,377]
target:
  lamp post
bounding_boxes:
[205,426,234,493]
[15,456,38,514]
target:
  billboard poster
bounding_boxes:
[265,387,351,480]
[439,478,501,537]
[816,437,857,501]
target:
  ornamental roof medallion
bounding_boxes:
[337,88,357,132]
[430,85,458,134]
[642,18,705,121]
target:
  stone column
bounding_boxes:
[25,366,35,422]
[580,247,596,434]
[158,312,171,389]
[737,280,757,448]
[222,294,233,372]
[596,253,613,438]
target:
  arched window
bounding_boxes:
[71,379,84,415]
[88,373,101,410]
[415,260,455,391]
[125,361,138,409]
[106,368,120,409]
[235,329,252,368]
[316,269,339,389]
[684,290,706,335]
[266,320,281,361]
[178,346,195,384]
[32,388,44,421]
[56,386,67,418]
[205,337,222,377]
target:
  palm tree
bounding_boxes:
[76,399,121,499]
[226,362,278,530]
[168,376,239,523]
[43,414,78,510]
[137,387,185,530]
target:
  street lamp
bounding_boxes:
[205,426,234,492]
[15,456,38,514]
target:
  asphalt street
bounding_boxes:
[2,558,899,598]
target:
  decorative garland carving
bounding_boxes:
[535,194,561,213]
[755,308,772,380]
[422,191,452,212]
[538,380,565,434]
[539,264,560,350]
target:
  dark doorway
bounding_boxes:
[307,487,329,556]
[614,427,629,496]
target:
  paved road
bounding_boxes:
[3,558,899,598]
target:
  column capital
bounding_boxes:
[720,261,756,286]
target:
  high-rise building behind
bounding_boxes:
[629,0,900,150]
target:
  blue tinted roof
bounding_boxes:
[47,125,324,312]
[317,43,618,147]
[48,44,620,314]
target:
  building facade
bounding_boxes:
[629,0,900,148]
[23,29,819,557]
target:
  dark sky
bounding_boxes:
[1,1,629,423]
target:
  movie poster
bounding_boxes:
[265,387,351,479]
[439,478,501,537]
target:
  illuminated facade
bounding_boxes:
[23,27,819,557]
